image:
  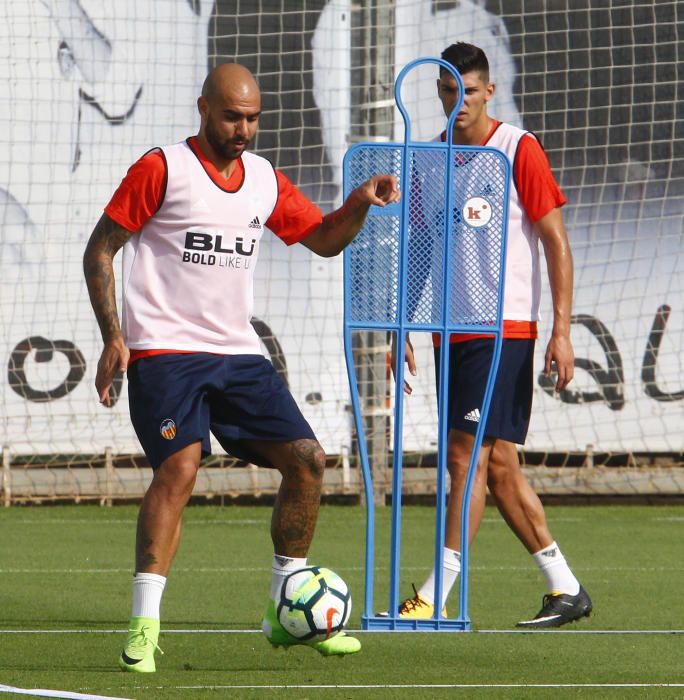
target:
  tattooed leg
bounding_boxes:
[134,442,201,575]
[272,439,325,557]
[246,438,325,558]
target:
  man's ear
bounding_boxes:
[197,95,207,118]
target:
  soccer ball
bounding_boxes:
[277,566,351,642]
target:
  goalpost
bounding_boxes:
[0,0,682,503]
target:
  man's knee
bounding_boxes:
[487,457,510,489]
[446,451,470,483]
[446,431,490,482]
[282,439,326,483]
[152,453,200,500]
[487,441,521,492]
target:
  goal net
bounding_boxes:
[0,0,681,501]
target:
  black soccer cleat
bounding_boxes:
[516,585,592,629]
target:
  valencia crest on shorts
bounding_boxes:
[159,418,177,440]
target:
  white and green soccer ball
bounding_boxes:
[277,566,352,641]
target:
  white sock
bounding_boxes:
[418,547,461,608]
[532,542,580,595]
[270,555,307,601]
[131,572,166,619]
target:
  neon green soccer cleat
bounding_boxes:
[118,616,163,673]
[262,600,361,656]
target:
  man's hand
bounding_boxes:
[95,334,129,407]
[354,174,401,207]
[390,334,417,395]
[537,208,574,393]
[544,333,574,392]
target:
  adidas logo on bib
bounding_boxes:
[248,216,262,229]
[463,408,481,422]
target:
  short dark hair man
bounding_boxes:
[393,43,592,628]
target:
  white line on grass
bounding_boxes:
[5,515,682,527]
[0,518,265,525]
[0,628,682,635]
[0,517,583,525]
[0,567,269,574]
[474,629,684,634]
[0,684,132,700]
[10,683,684,695]
[2,564,682,575]
[141,683,684,690]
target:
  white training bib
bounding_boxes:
[121,141,278,354]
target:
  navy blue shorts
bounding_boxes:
[127,353,316,469]
[434,338,535,445]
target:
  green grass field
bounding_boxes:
[1,503,683,698]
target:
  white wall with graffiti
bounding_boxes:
[1,0,213,453]
[1,1,682,458]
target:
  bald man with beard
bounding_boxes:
[84,63,400,671]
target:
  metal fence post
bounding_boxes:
[350,1,395,506]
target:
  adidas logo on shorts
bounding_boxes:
[463,408,481,422]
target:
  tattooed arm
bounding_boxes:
[83,213,135,407]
